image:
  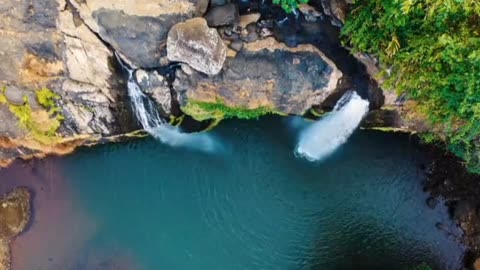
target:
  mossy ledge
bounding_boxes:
[0,87,64,146]
[180,99,281,123]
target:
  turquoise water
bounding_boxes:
[1,117,464,270]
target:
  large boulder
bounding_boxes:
[167,18,227,75]
[174,37,342,120]
[67,0,196,68]
[204,3,239,27]
[0,187,31,239]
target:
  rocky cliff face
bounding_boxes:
[0,0,385,166]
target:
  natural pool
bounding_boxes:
[0,117,464,270]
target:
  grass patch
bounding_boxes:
[1,87,64,145]
[181,99,276,122]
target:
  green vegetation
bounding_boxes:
[181,99,276,122]
[273,0,309,13]
[0,87,63,145]
[342,0,480,172]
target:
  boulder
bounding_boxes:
[204,3,239,27]
[4,87,28,106]
[0,187,31,239]
[135,70,172,116]
[195,0,210,16]
[0,187,31,270]
[167,18,227,75]
[173,37,342,120]
[67,0,197,68]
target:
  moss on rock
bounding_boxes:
[181,99,276,122]
[0,87,64,145]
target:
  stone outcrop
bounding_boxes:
[174,37,343,120]
[65,0,196,68]
[167,18,227,75]
[0,187,31,270]
[0,0,139,165]
[0,0,390,166]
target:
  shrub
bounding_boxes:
[181,99,275,122]
[342,0,480,172]
[2,87,64,145]
[273,0,309,13]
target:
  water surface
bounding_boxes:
[0,117,464,270]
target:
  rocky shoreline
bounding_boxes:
[0,187,31,270]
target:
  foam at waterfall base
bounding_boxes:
[123,62,222,153]
[295,91,370,161]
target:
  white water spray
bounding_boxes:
[295,91,370,161]
[118,55,221,153]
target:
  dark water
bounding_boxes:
[0,117,464,270]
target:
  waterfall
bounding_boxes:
[117,54,221,153]
[295,91,370,161]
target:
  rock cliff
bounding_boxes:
[0,0,384,166]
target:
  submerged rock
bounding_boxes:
[174,37,342,120]
[0,187,32,270]
[167,18,227,75]
[0,187,31,239]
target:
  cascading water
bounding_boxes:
[295,91,370,161]
[117,54,221,153]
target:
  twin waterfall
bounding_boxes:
[120,58,219,153]
[122,56,369,160]
[295,91,370,161]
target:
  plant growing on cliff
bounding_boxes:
[342,0,480,172]
[181,99,275,122]
[3,88,64,145]
[273,0,309,13]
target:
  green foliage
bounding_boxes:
[36,88,60,113]
[3,88,63,145]
[342,0,480,172]
[181,99,275,122]
[273,0,309,13]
